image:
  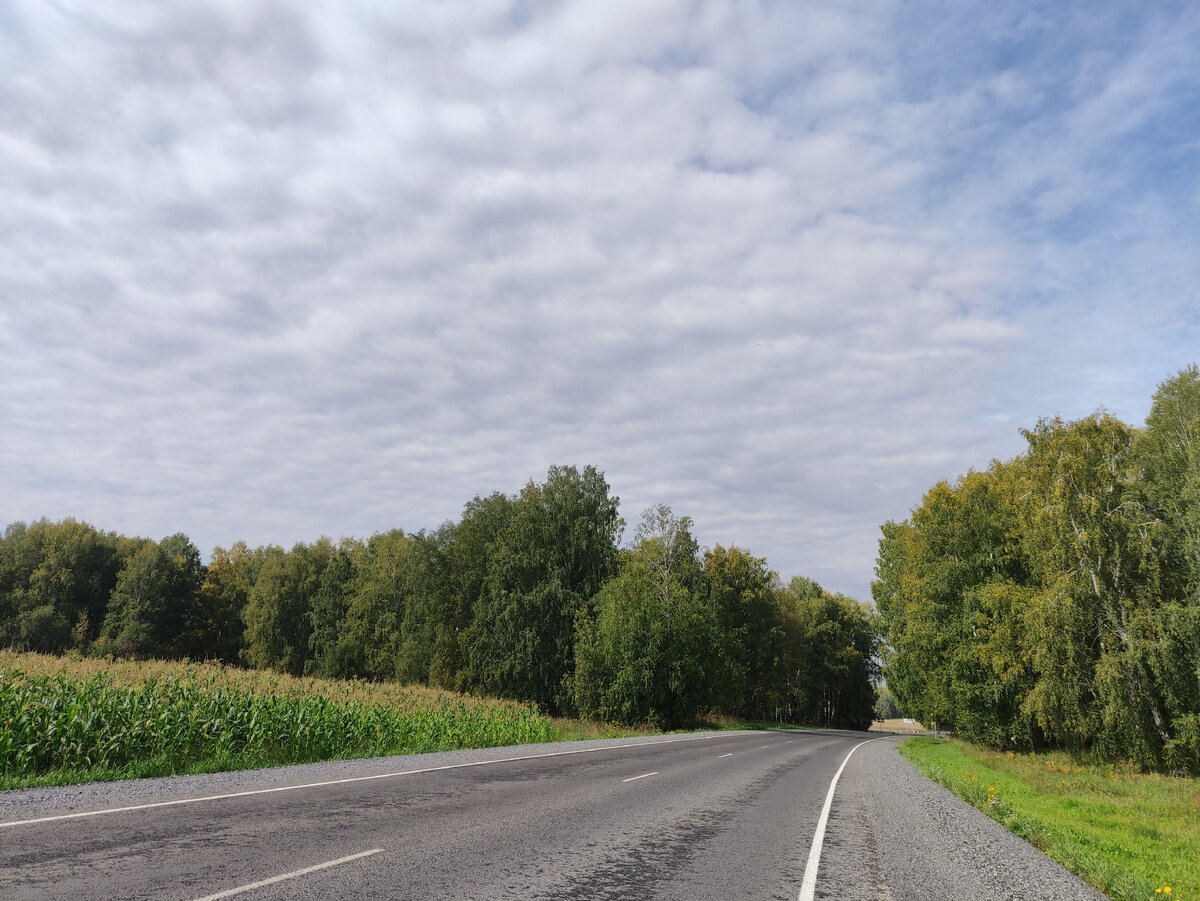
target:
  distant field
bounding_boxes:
[869,717,926,733]
[0,650,558,789]
[0,648,512,710]
[901,735,1198,901]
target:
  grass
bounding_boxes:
[0,650,559,790]
[732,720,822,731]
[549,716,660,741]
[900,735,1199,901]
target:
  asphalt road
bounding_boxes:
[0,729,1109,900]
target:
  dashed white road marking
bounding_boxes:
[621,772,658,783]
[718,753,734,759]
[0,731,768,829]
[797,739,881,901]
[191,848,383,901]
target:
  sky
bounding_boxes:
[2,1,1198,602]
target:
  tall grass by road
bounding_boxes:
[0,650,556,789]
[901,736,1199,901]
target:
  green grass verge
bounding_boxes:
[548,716,660,742]
[900,736,1199,901]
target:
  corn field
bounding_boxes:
[0,654,555,782]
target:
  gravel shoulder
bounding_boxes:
[834,736,1110,901]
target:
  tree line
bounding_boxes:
[874,365,1200,771]
[1,465,879,729]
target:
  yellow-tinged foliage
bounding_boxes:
[876,369,1200,771]
[0,648,534,714]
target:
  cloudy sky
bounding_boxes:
[2,1,1197,601]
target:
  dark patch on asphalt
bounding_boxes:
[528,806,726,900]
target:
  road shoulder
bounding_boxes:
[828,737,1110,901]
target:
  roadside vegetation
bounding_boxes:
[0,465,880,736]
[0,650,801,790]
[876,365,1200,894]
[0,650,556,790]
[901,736,1198,901]
[875,365,1200,773]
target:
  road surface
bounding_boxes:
[0,729,1108,899]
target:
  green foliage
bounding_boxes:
[436,493,516,691]
[704,544,780,717]
[1,462,888,736]
[572,507,718,727]
[157,532,207,656]
[16,604,72,653]
[874,683,900,721]
[873,464,1032,744]
[1020,413,1165,764]
[393,529,455,685]
[1135,365,1200,769]
[94,538,167,658]
[93,534,204,660]
[573,506,880,730]
[0,519,120,653]
[782,578,880,729]
[306,538,361,677]
[192,542,264,664]
[1136,364,1200,597]
[0,667,555,784]
[334,530,410,680]
[876,365,1200,771]
[468,465,623,713]
[242,540,336,675]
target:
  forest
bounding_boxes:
[0,465,879,730]
[874,365,1200,771]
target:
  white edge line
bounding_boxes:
[797,739,880,901]
[621,771,658,783]
[191,848,383,901]
[1,731,771,829]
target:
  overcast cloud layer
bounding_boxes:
[2,1,1198,600]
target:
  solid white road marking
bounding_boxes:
[1,731,769,829]
[190,849,383,901]
[797,739,880,901]
[621,772,658,783]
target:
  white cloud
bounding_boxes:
[1,0,1196,602]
